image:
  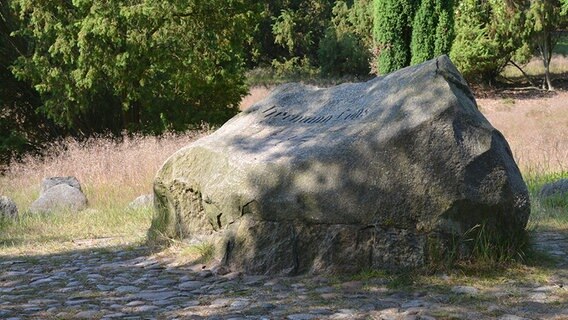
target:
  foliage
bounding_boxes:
[0,0,65,167]
[271,0,334,62]
[11,0,256,135]
[526,0,568,90]
[271,56,319,80]
[410,0,455,65]
[450,0,530,82]
[318,0,372,77]
[373,0,419,74]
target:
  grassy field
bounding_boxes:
[0,131,208,256]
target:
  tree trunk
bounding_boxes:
[540,34,554,91]
[509,60,537,88]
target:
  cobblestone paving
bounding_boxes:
[1,232,567,320]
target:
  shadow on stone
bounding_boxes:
[151,56,530,275]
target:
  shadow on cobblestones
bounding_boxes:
[0,231,567,319]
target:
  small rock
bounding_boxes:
[451,286,479,295]
[315,286,335,294]
[132,305,159,312]
[198,270,214,279]
[229,299,250,310]
[401,300,426,308]
[499,315,530,320]
[115,285,140,293]
[539,179,568,198]
[40,176,83,194]
[178,280,207,290]
[209,298,231,308]
[340,281,363,291]
[29,184,88,214]
[29,278,53,286]
[75,310,100,319]
[102,313,125,318]
[128,194,153,209]
[96,285,114,291]
[287,314,318,320]
[0,196,18,220]
[134,290,179,301]
[125,301,145,307]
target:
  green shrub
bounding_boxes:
[450,0,529,82]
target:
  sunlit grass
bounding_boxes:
[525,170,568,232]
[0,207,153,256]
[0,131,208,256]
[501,55,568,79]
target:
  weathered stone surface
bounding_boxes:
[152,56,530,275]
[539,179,568,198]
[40,176,82,195]
[0,196,18,220]
[29,184,88,214]
[128,194,153,209]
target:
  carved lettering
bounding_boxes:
[261,105,369,126]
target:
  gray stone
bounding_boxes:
[451,286,479,295]
[128,194,153,209]
[29,278,53,286]
[29,184,87,214]
[40,176,82,195]
[132,305,158,312]
[499,315,530,320]
[178,280,206,290]
[134,290,179,301]
[539,179,568,198]
[75,310,100,318]
[115,285,140,293]
[152,56,530,275]
[0,196,18,220]
[209,298,231,308]
[287,314,318,320]
[229,299,250,310]
[96,285,114,291]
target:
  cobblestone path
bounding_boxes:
[1,231,567,320]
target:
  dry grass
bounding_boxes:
[239,86,273,110]
[0,130,208,255]
[502,55,568,79]
[1,131,208,212]
[478,92,568,175]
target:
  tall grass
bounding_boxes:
[0,131,208,255]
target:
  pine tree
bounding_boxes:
[373,0,418,74]
[410,0,455,65]
[410,0,437,64]
[434,0,455,57]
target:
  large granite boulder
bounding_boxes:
[0,196,18,220]
[30,177,88,214]
[152,56,530,275]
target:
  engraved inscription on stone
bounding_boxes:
[261,105,369,125]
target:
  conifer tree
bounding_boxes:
[373,0,418,74]
[410,0,455,65]
[450,0,528,82]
